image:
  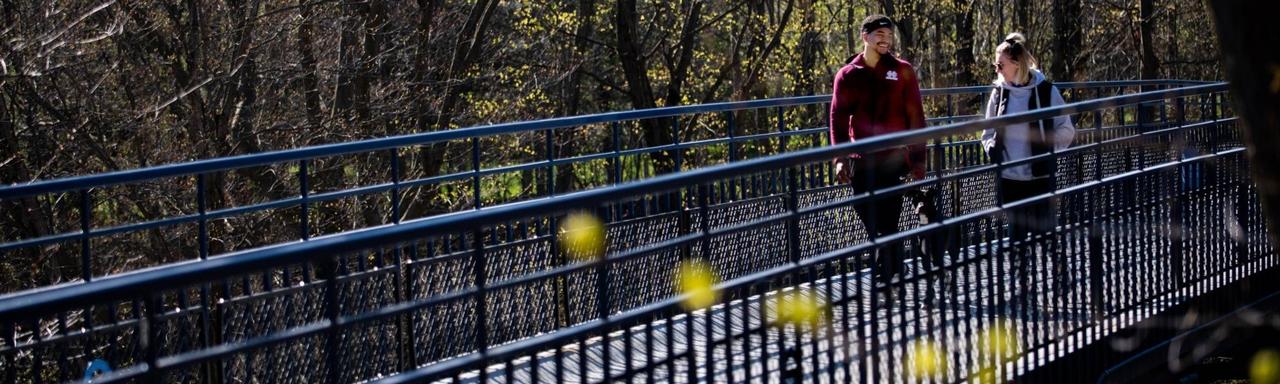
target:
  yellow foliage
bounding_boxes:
[1253,349,1280,384]
[907,339,949,379]
[558,211,606,261]
[976,319,1019,362]
[772,289,827,331]
[675,259,719,311]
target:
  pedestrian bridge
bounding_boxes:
[1,80,1275,383]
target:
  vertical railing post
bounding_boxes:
[389,148,412,372]
[726,111,738,162]
[786,165,801,265]
[611,122,622,185]
[321,252,342,384]
[673,117,683,174]
[595,209,613,382]
[299,160,310,240]
[1088,192,1106,320]
[695,181,715,380]
[1171,163,1185,291]
[391,149,402,223]
[1171,96,1187,291]
[471,228,490,381]
[1235,160,1249,266]
[143,295,163,383]
[1210,93,1220,153]
[546,128,556,196]
[70,188,94,383]
[79,189,92,283]
[472,137,482,209]
[678,195,692,262]
[3,320,13,383]
[196,174,217,383]
[776,106,785,133]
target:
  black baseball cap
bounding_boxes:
[861,14,894,34]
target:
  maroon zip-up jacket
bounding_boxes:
[828,53,927,179]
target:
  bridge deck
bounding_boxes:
[442,183,1275,383]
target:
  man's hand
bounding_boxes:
[835,158,853,184]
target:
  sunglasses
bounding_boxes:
[992,62,1004,70]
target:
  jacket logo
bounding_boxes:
[885,70,899,81]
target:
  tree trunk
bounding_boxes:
[354,0,384,123]
[1206,1,1280,249]
[880,0,913,56]
[734,0,794,101]
[1139,0,1158,124]
[334,1,358,114]
[1015,0,1029,32]
[954,0,976,87]
[1050,0,1082,82]
[665,0,702,108]
[402,0,444,220]
[1140,0,1158,81]
[615,0,670,175]
[1166,2,1179,79]
[555,0,597,193]
[406,0,499,216]
[297,0,321,128]
[565,0,597,118]
[434,0,501,130]
[953,0,981,113]
[995,0,1005,35]
[794,0,822,121]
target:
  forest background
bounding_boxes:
[0,0,1222,290]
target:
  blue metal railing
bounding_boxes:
[0,80,1210,295]
[1,81,1264,384]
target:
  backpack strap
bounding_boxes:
[1034,80,1056,134]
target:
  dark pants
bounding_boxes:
[998,177,1060,314]
[850,156,907,285]
[998,177,1056,241]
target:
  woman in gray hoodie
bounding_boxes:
[981,33,1076,315]
[981,32,1076,241]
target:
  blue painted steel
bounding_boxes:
[82,358,111,381]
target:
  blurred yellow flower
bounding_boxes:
[772,289,827,331]
[1253,349,1280,384]
[976,319,1019,362]
[675,259,719,311]
[559,211,606,261]
[971,367,997,384]
[907,339,949,379]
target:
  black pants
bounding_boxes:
[998,177,1061,314]
[850,157,907,285]
[998,177,1056,242]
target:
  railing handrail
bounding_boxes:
[0,79,1204,200]
[0,81,1230,320]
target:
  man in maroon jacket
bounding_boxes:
[829,14,928,297]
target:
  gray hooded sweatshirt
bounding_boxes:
[980,68,1076,181]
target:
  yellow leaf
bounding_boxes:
[558,211,605,261]
[907,339,949,379]
[675,259,719,311]
[976,319,1019,362]
[1253,349,1280,384]
[772,289,827,331]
